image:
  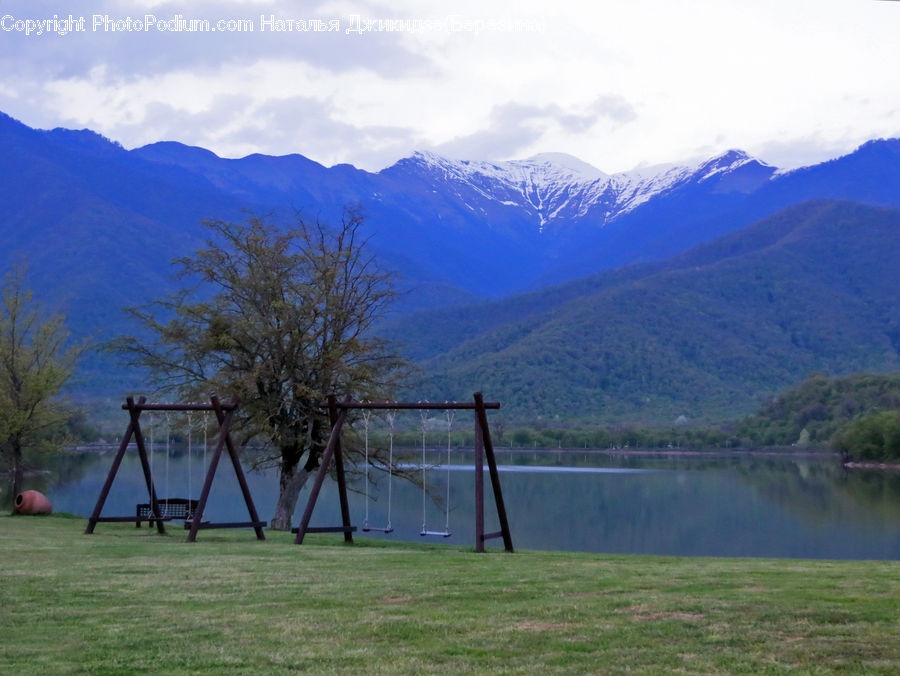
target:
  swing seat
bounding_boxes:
[362,525,394,533]
[135,498,199,527]
[420,529,452,538]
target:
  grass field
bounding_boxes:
[1,514,899,674]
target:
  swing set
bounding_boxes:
[83,392,512,553]
[84,396,267,542]
[293,392,514,553]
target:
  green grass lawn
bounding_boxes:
[1,514,898,674]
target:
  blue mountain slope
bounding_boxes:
[0,114,246,320]
[124,124,900,298]
[4,109,900,413]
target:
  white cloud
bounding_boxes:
[1,0,899,171]
[432,98,637,162]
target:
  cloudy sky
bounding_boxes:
[1,0,898,173]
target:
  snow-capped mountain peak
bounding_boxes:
[695,149,765,181]
[398,150,615,231]
[521,152,609,181]
[408,150,606,186]
[395,147,776,232]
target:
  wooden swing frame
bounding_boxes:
[84,396,267,542]
[292,392,514,553]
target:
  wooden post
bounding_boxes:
[186,400,230,543]
[210,396,266,541]
[127,397,166,535]
[294,397,351,544]
[85,396,149,533]
[474,392,514,553]
[474,409,485,553]
[328,395,355,544]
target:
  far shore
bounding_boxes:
[64,442,900,468]
[65,442,838,457]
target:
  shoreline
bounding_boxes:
[65,443,838,457]
[64,443,900,469]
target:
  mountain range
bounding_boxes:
[2,110,900,421]
[386,200,900,422]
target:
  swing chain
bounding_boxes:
[385,413,394,531]
[361,409,394,534]
[187,410,193,512]
[163,411,171,504]
[444,409,454,533]
[362,410,372,529]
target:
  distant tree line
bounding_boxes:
[833,411,900,462]
[362,421,734,452]
[369,373,900,459]
[736,373,900,460]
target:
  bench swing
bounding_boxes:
[134,410,203,527]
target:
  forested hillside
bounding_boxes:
[386,201,900,423]
[737,373,900,446]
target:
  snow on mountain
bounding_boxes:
[397,148,776,232]
[526,152,609,180]
[398,150,613,231]
[609,150,777,214]
[606,163,696,216]
[696,149,754,180]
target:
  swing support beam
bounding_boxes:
[85,396,267,541]
[293,392,514,553]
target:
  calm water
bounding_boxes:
[17,447,900,560]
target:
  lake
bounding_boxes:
[20,447,900,560]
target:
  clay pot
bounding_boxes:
[14,490,52,515]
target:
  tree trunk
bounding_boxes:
[10,443,23,515]
[270,460,313,530]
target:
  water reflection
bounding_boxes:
[29,448,900,560]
